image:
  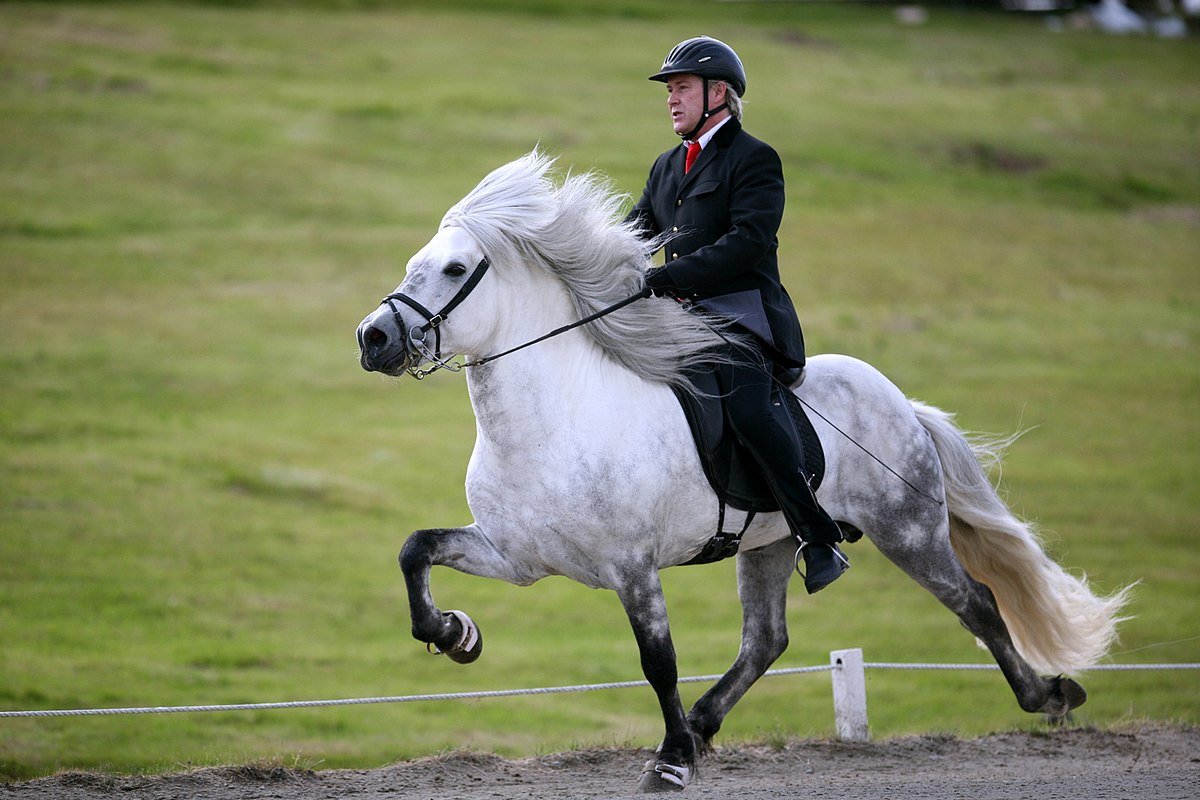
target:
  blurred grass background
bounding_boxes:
[1,0,1197,780]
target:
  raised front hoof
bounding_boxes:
[428,609,483,665]
[1041,675,1087,720]
[638,761,691,793]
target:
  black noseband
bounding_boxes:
[379,256,490,364]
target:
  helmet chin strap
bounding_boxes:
[680,77,729,141]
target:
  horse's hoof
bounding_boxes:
[638,760,690,793]
[1042,675,1087,720]
[1049,676,1086,717]
[1059,677,1087,710]
[430,609,483,664]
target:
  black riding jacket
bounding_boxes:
[627,118,806,368]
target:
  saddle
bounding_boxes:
[671,363,825,565]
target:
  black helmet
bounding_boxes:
[649,36,747,98]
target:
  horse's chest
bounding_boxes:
[469,442,632,521]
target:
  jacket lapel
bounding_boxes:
[678,118,741,192]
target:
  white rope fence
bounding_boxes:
[828,650,1200,741]
[0,665,833,720]
[2,651,1196,741]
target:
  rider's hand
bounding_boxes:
[644,268,676,298]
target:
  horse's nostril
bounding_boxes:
[364,326,388,350]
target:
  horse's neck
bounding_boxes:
[463,269,674,458]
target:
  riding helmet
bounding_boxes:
[648,36,747,97]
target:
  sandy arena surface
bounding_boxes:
[4,725,1197,799]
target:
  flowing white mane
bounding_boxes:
[439,150,728,388]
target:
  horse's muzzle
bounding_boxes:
[357,316,413,376]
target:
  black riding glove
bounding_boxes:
[644,268,676,298]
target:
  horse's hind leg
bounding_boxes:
[873,519,1085,719]
[398,524,522,663]
[686,536,795,748]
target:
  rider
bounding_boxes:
[627,36,849,593]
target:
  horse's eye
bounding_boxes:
[444,263,467,277]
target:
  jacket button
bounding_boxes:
[671,253,678,259]
[671,226,678,232]
[676,199,682,206]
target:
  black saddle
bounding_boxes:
[671,363,826,565]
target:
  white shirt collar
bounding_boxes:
[686,115,732,150]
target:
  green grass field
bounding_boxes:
[1,0,1197,781]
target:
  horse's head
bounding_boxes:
[357,149,724,387]
[357,225,494,377]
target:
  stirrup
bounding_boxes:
[794,540,850,577]
[799,542,850,594]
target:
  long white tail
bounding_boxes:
[911,400,1134,674]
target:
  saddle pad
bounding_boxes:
[671,363,825,514]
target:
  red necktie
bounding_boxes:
[685,141,702,174]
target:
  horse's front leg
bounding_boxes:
[398,525,520,663]
[616,568,697,793]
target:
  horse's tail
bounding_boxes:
[910,400,1134,675]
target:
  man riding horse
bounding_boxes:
[627,36,849,593]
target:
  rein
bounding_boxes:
[377,255,651,380]
[463,287,652,371]
[377,257,939,508]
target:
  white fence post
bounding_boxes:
[830,648,869,742]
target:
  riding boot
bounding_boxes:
[749,451,851,593]
[791,474,850,594]
[801,540,850,594]
[718,343,851,592]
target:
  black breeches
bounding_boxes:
[715,344,842,546]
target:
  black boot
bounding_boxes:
[802,542,850,594]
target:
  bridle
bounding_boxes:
[372,256,490,379]
[369,253,650,381]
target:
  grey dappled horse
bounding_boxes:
[356,152,1130,793]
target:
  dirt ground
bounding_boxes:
[4,725,1197,800]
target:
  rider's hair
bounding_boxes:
[723,83,743,122]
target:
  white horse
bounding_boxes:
[356,152,1130,793]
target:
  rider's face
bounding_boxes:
[665,74,723,138]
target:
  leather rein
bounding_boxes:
[374,255,944,508]
[376,255,651,380]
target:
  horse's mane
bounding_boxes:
[439,150,731,389]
